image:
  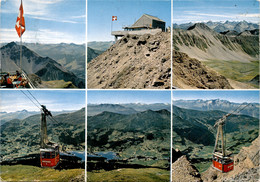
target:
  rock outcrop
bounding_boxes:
[172,50,233,89]
[172,155,202,182]
[87,32,171,89]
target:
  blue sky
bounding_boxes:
[87,90,171,104]
[87,0,171,41]
[0,0,85,44]
[172,90,260,104]
[173,0,260,24]
[0,90,85,112]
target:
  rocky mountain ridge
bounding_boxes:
[173,22,259,89]
[0,42,85,88]
[24,43,85,80]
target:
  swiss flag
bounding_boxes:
[112,16,117,21]
[15,0,25,37]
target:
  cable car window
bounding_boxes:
[41,152,46,158]
[51,152,55,158]
[42,152,51,159]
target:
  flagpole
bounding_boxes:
[20,0,22,72]
[20,29,22,72]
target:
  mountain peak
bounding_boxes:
[1,41,17,49]
[187,23,212,32]
[19,109,28,113]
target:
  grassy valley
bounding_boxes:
[0,165,84,182]
[203,59,259,88]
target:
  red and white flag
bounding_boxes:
[15,0,26,37]
[112,16,117,21]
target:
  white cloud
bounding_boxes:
[0,28,85,44]
[27,15,78,24]
[183,12,235,19]
[71,15,86,19]
[27,0,63,5]
[1,0,81,24]
[239,13,260,18]
[174,11,260,24]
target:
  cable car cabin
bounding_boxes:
[212,152,234,173]
[40,146,60,168]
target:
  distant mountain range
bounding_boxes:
[0,42,85,88]
[87,41,114,63]
[87,41,114,52]
[173,99,259,118]
[1,108,85,160]
[0,109,75,126]
[87,103,171,116]
[173,21,259,33]
[87,47,103,63]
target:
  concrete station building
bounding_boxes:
[112,14,166,41]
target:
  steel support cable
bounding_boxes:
[27,90,41,107]
[20,90,41,110]
[22,90,71,140]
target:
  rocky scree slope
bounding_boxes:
[87,32,171,89]
[172,50,233,89]
[173,23,258,62]
[172,155,202,182]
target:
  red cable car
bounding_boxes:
[40,145,60,168]
[212,152,234,172]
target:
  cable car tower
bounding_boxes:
[212,113,233,172]
[212,102,251,173]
